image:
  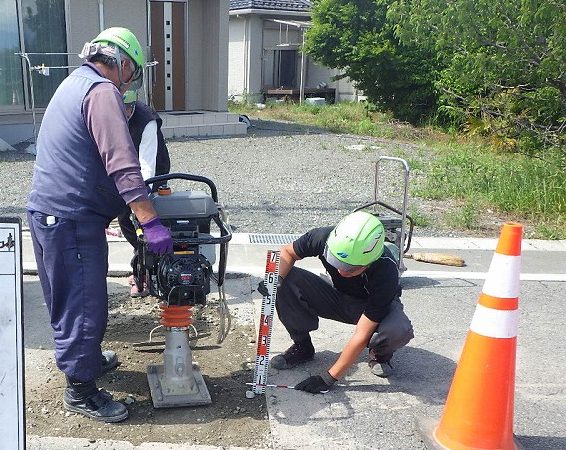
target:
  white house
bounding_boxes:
[0,0,245,148]
[228,0,359,104]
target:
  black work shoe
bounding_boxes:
[64,388,129,423]
[368,347,394,378]
[271,341,315,370]
[101,350,120,375]
[369,360,393,378]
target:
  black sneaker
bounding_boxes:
[368,347,393,378]
[64,387,129,423]
[101,350,120,376]
[271,340,315,370]
[370,360,393,378]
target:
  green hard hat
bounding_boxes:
[324,211,385,270]
[93,27,145,69]
[122,90,138,104]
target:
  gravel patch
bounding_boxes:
[0,119,521,237]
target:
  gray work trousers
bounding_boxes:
[276,267,414,362]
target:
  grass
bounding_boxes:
[416,144,566,238]
[407,206,431,227]
[229,100,427,141]
[229,100,566,239]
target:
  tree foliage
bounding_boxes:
[304,0,438,124]
[306,0,565,154]
[390,0,565,154]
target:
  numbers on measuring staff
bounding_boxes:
[251,250,280,395]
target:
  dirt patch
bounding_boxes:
[25,283,270,448]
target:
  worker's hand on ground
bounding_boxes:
[141,217,173,255]
[257,280,269,296]
[295,372,336,394]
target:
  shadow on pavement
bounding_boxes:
[336,346,456,406]
[401,276,441,289]
[268,345,456,426]
[516,435,566,450]
[386,346,455,405]
[248,119,331,138]
[401,276,479,290]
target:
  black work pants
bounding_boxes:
[276,267,414,362]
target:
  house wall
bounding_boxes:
[332,75,360,102]
[67,0,148,69]
[228,17,246,99]
[227,13,359,103]
[0,0,150,145]
[247,16,264,102]
[228,15,263,103]
[188,0,229,111]
[1,0,231,144]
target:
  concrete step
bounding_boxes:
[160,111,247,138]
[161,121,247,139]
[161,111,242,127]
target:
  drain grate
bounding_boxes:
[248,234,301,245]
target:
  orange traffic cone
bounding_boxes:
[420,222,524,450]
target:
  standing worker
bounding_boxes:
[26,27,173,422]
[265,211,414,393]
[118,90,171,297]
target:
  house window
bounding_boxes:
[0,0,24,108]
[277,50,297,88]
[0,0,67,111]
[266,49,297,89]
[21,0,68,108]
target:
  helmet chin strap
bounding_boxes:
[127,103,136,121]
[112,44,133,91]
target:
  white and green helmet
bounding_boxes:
[324,211,385,271]
[80,27,145,90]
[92,27,145,69]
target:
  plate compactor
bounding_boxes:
[132,173,232,408]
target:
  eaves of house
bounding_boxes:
[229,0,312,16]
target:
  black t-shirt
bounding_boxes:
[292,226,400,323]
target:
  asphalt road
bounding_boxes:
[20,234,566,449]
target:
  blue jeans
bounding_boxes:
[27,210,109,382]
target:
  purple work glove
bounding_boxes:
[141,217,173,255]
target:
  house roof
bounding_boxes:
[229,0,312,12]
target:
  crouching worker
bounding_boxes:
[267,211,414,393]
[26,27,173,422]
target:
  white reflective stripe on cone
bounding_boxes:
[470,304,519,338]
[482,253,521,299]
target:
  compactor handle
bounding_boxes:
[145,173,219,202]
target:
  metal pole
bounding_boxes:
[299,29,305,105]
[98,0,105,32]
[20,54,38,146]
